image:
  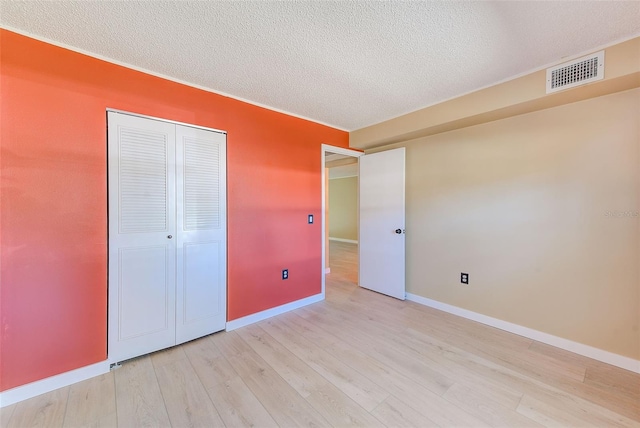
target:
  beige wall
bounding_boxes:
[381,88,639,359]
[329,176,358,241]
[352,37,640,149]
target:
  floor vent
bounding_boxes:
[546,51,604,94]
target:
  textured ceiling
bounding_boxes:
[1,1,639,131]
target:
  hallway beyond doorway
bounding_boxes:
[328,240,358,286]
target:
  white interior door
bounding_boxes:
[108,112,177,362]
[359,147,406,300]
[175,125,227,344]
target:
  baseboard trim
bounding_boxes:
[0,361,110,408]
[226,293,324,331]
[405,293,640,374]
[329,237,358,244]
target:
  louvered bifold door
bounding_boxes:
[108,112,177,363]
[175,125,227,344]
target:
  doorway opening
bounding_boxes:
[321,145,363,297]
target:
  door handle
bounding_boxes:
[167,235,173,239]
[395,229,403,234]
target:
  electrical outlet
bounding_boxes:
[282,269,289,280]
[461,273,469,285]
[308,214,314,224]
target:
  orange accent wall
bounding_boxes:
[0,29,348,391]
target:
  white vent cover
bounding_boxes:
[546,51,604,94]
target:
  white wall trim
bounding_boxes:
[1,26,348,133]
[107,108,227,135]
[0,361,110,408]
[0,293,324,407]
[226,293,324,331]
[406,293,640,374]
[321,144,364,158]
[329,237,358,244]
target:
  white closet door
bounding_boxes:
[108,112,177,363]
[175,125,227,344]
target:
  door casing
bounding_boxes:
[107,109,227,364]
[321,144,363,297]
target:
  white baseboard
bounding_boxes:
[329,237,358,244]
[0,361,110,408]
[0,293,324,407]
[405,293,640,374]
[226,293,324,331]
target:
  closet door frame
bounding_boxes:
[107,109,227,365]
[107,109,227,134]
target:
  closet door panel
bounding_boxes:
[182,241,222,321]
[118,246,172,339]
[108,112,177,363]
[175,125,227,344]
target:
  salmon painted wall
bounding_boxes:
[0,29,348,391]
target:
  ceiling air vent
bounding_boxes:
[546,51,604,94]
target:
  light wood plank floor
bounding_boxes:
[2,241,639,427]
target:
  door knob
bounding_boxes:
[167,235,173,239]
[395,229,402,234]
